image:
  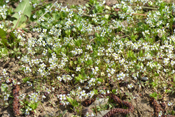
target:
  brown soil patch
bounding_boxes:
[0,0,175,117]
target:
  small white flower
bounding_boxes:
[80,90,86,96]
[158,111,162,117]
[107,90,110,94]
[4,95,9,101]
[77,86,81,90]
[52,87,55,91]
[25,107,32,115]
[101,72,105,76]
[27,81,32,86]
[163,58,170,65]
[6,77,11,83]
[85,112,90,117]
[33,3,37,8]
[128,84,134,89]
[117,72,125,80]
[172,70,175,74]
[6,0,9,3]
[19,94,26,100]
[42,95,46,99]
[57,76,62,81]
[66,101,69,105]
[0,24,4,29]
[18,10,22,16]
[79,96,82,100]
[80,79,84,83]
[60,101,66,106]
[111,68,115,74]
[76,67,81,71]
[168,102,172,106]
[91,113,95,116]
[29,92,38,102]
[33,15,36,19]
[2,69,8,76]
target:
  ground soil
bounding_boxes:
[0,0,175,117]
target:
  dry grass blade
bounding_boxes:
[150,97,175,117]
[81,93,134,117]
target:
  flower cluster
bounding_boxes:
[0,5,8,19]
[0,0,175,116]
[57,94,69,106]
[29,92,39,103]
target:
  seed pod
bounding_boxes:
[150,97,162,117]
[81,93,135,117]
[13,85,20,116]
[103,94,134,117]
[82,95,97,107]
[150,97,175,117]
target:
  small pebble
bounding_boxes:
[141,77,148,81]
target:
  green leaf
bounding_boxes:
[112,89,116,94]
[173,75,175,82]
[66,97,78,107]
[150,92,157,99]
[28,101,40,110]
[0,48,9,58]
[75,74,83,83]
[19,23,27,28]
[139,50,144,57]
[89,0,97,5]
[0,29,6,39]
[1,83,7,92]
[75,39,82,47]
[0,29,8,47]
[154,72,159,76]
[12,0,32,28]
[69,60,73,67]
[96,78,103,83]
[12,14,27,28]
[22,77,30,83]
[130,33,137,42]
[0,1,5,6]
[1,38,8,47]
[93,89,98,95]
[66,97,73,105]
[85,4,90,7]
[54,47,61,55]
[14,0,32,17]
[86,59,93,65]
[127,50,136,60]
[48,48,52,54]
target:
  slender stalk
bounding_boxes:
[13,1,27,31]
[133,6,158,10]
[38,0,58,21]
